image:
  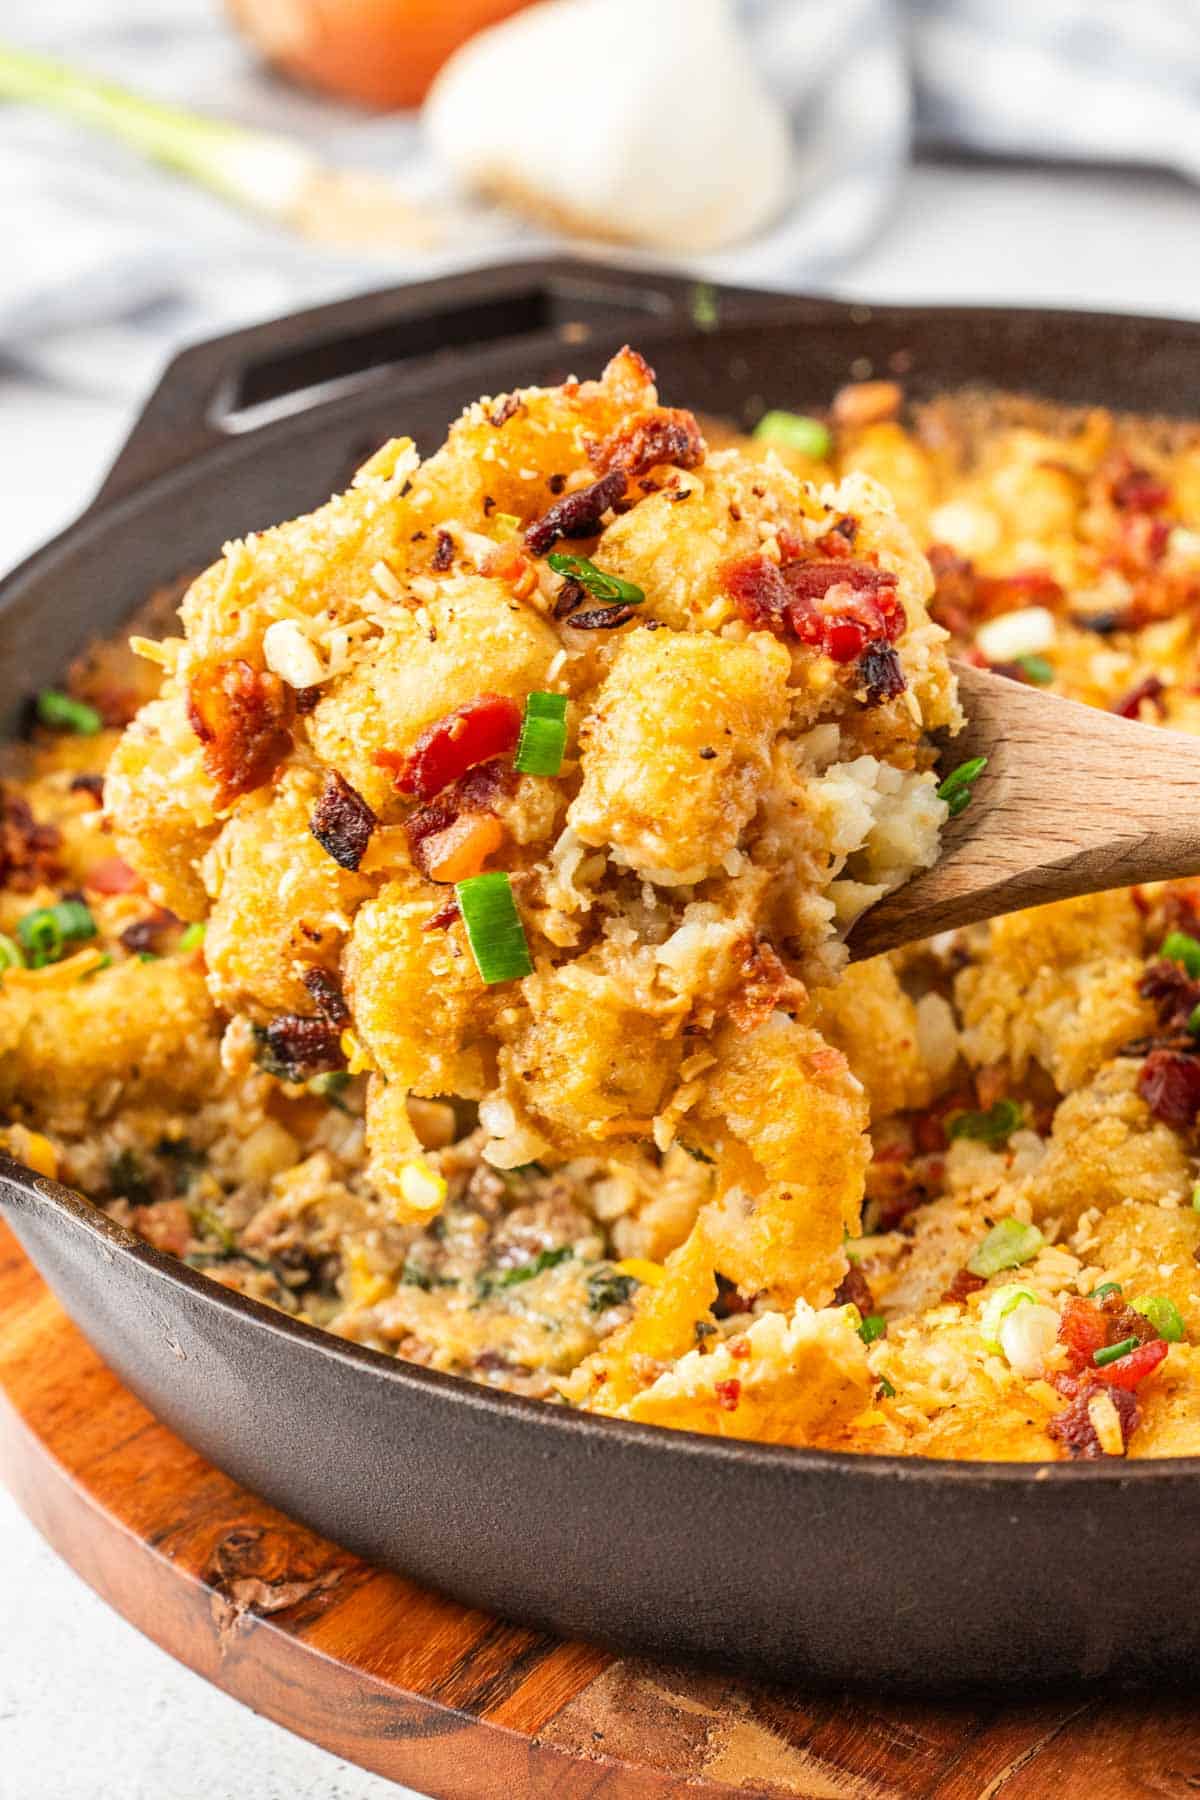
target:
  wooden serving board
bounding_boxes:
[2,1219,1198,1800]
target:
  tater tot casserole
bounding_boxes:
[7,351,1200,1463]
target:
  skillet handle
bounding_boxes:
[90,258,725,511]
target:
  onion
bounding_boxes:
[424,0,792,252]
[226,0,537,110]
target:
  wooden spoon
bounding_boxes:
[846,662,1200,961]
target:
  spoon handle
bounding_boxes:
[846,662,1200,961]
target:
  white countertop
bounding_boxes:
[2,156,1200,1799]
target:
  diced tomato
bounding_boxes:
[421,813,506,884]
[85,855,144,894]
[714,1378,742,1411]
[388,695,522,801]
[1096,1337,1169,1392]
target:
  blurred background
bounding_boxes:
[1,2,1199,1795]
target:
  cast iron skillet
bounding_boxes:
[4,261,1200,1693]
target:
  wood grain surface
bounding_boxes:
[2,1217,1198,1799]
[848,662,1200,960]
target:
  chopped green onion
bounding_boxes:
[455,871,533,985]
[1015,654,1054,685]
[1188,1004,1200,1037]
[0,933,26,973]
[1091,1281,1123,1303]
[309,1070,352,1110]
[1193,1184,1200,1212]
[36,687,103,734]
[979,1285,1038,1349]
[137,951,159,963]
[586,1266,639,1313]
[1161,930,1200,977]
[691,282,719,331]
[967,1217,1044,1279]
[752,411,832,459]
[937,755,987,819]
[1131,1294,1186,1342]
[859,1313,887,1345]
[82,953,113,979]
[480,1245,572,1296]
[877,1375,897,1399]
[514,691,568,777]
[947,1098,1023,1145]
[0,45,317,224]
[546,552,644,607]
[179,922,206,951]
[16,898,96,968]
[1094,1335,1140,1368]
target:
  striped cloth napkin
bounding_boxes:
[2,0,1198,400]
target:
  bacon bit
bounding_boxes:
[590,408,705,481]
[1110,462,1171,513]
[260,1014,346,1081]
[430,529,455,573]
[309,769,377,871]
[69,772,105,805]
[564,602,638,632]
[391,695,521,801]
[119,909,177,954]
[1138,1048,1200,1127]
[943,1267,987,1305]
[714,1378,742,1411]
[420,812,506,884]
[405,759,516,878]
[723,552,905,665]
[0,786,62,893]
[834,1262,875,1315]
[553,579,587,620]
[1138,958,1200,1029]
[86,855,143,895]
[301,966,351,1029]
[713,1274,752,1319]
[859,643,906,705]
[728,1336,752,1361]
[831,380,902,427]
[912,1109,947,1155]
[132,1199,193,1257]
[424,896,461,932]
[728,939,807,1032]
[187,659,294,804]
[1112,674,1166,721]
[1057,1297,1111,1375]
[489,394,521,428]
[525,468,627,556]
[294,686,321,715]
[1049,1384,1140,1459]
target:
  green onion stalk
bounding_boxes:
[0,43,317,222]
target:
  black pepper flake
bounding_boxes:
[568,603,639,631]
[489,394,521,428]
[698,746,718,760]
[482,495,496,515]
[431,529,454,572]
[547,473,567,495]
[302,965,351,1029]
[70,772,105,800]
[309,769,377,871]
